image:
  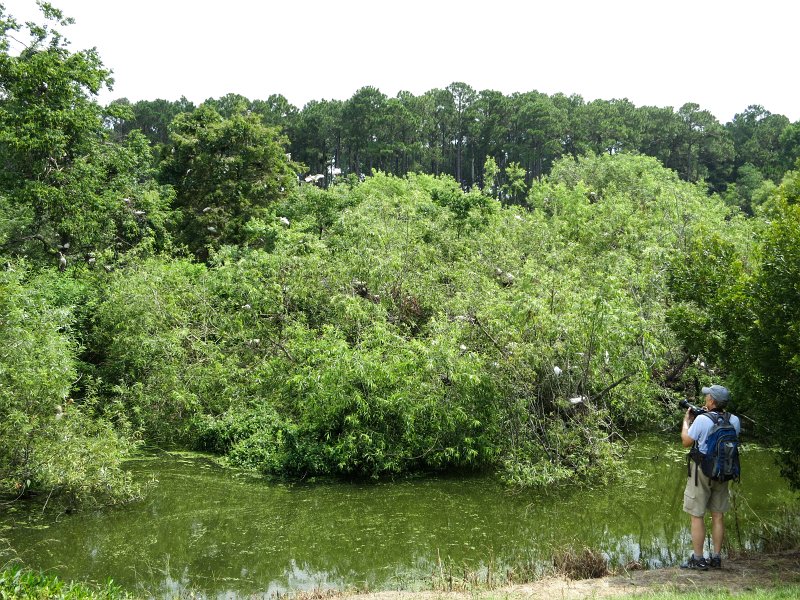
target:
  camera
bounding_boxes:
[679,398,706,417]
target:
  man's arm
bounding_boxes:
[681,411,695,447]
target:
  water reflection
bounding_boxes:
[1,438,794,598]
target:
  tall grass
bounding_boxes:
[758,508,800,554]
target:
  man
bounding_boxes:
[680,384,741,570]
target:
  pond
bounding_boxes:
[0,436,794,598]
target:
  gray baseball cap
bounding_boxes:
[702,384,730,407]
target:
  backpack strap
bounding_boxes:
[706,410,734,424]
[688,439,701,485]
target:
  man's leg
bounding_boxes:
[691,514,706,557]
[682,463,711,568]
[711,512,724,554]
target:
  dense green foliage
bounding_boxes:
[0,265,136,504]
[667,165,800,487]
[1,3,799,503]
[63,159,737,487]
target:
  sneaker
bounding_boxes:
[680,555,709,571]
[710,555,722,568]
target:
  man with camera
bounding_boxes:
[680,384,741,570]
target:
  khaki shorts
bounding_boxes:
[683,462,731,516]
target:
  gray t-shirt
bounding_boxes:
[688,411,741,454]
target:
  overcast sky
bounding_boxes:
[3,0,798,123]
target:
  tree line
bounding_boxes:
[111,86,800,214]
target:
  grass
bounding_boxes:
[617,589,800,600]
[0,568,129,599]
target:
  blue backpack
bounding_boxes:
[688,411,741,484]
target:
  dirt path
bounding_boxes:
[340,551,800,600]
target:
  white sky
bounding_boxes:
[3,0,798,123]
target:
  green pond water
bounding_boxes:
[0,436,794,598]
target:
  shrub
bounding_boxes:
[0,568,129,599]
[552,546,610,579]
